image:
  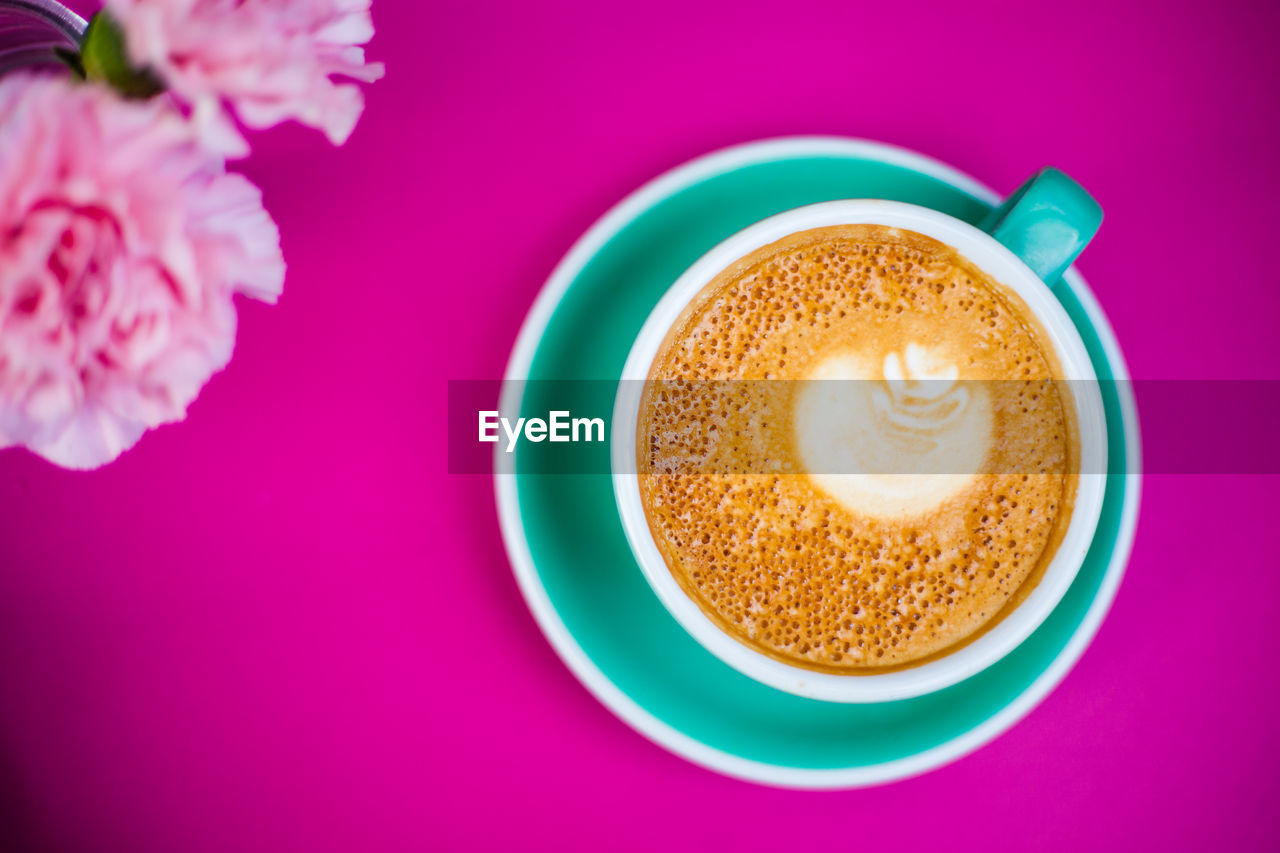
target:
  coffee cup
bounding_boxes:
[612,168,1107,703]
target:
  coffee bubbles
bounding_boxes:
[637,225,1078,672]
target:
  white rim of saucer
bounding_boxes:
[493,136,1143,789]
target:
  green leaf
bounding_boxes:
[80,11,165,99]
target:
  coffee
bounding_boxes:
[636,225,1078,672]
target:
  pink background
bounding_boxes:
[3,0,1279,848]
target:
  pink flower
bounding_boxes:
[0,73,284,469]
[108,0,385,155]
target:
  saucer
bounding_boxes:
[495,137,1141,788]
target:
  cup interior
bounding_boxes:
[612,200,1107,703]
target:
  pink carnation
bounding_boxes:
[0,74,284,469]
[108,0,386,155]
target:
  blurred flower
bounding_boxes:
[0,73,284,469]
[107,0,385,155]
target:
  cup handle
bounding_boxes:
[980,167,1103,287]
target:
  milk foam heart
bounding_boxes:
[795,343,993,518]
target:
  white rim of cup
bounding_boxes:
[496,136,1141,787]
[611,199,1108,703]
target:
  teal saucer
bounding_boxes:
[495,137,1141,788]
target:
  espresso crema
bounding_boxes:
[637,225,1078,671]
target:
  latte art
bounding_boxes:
[638,225,1078,671]
[878,344,968,435]
[796,343,993,518]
